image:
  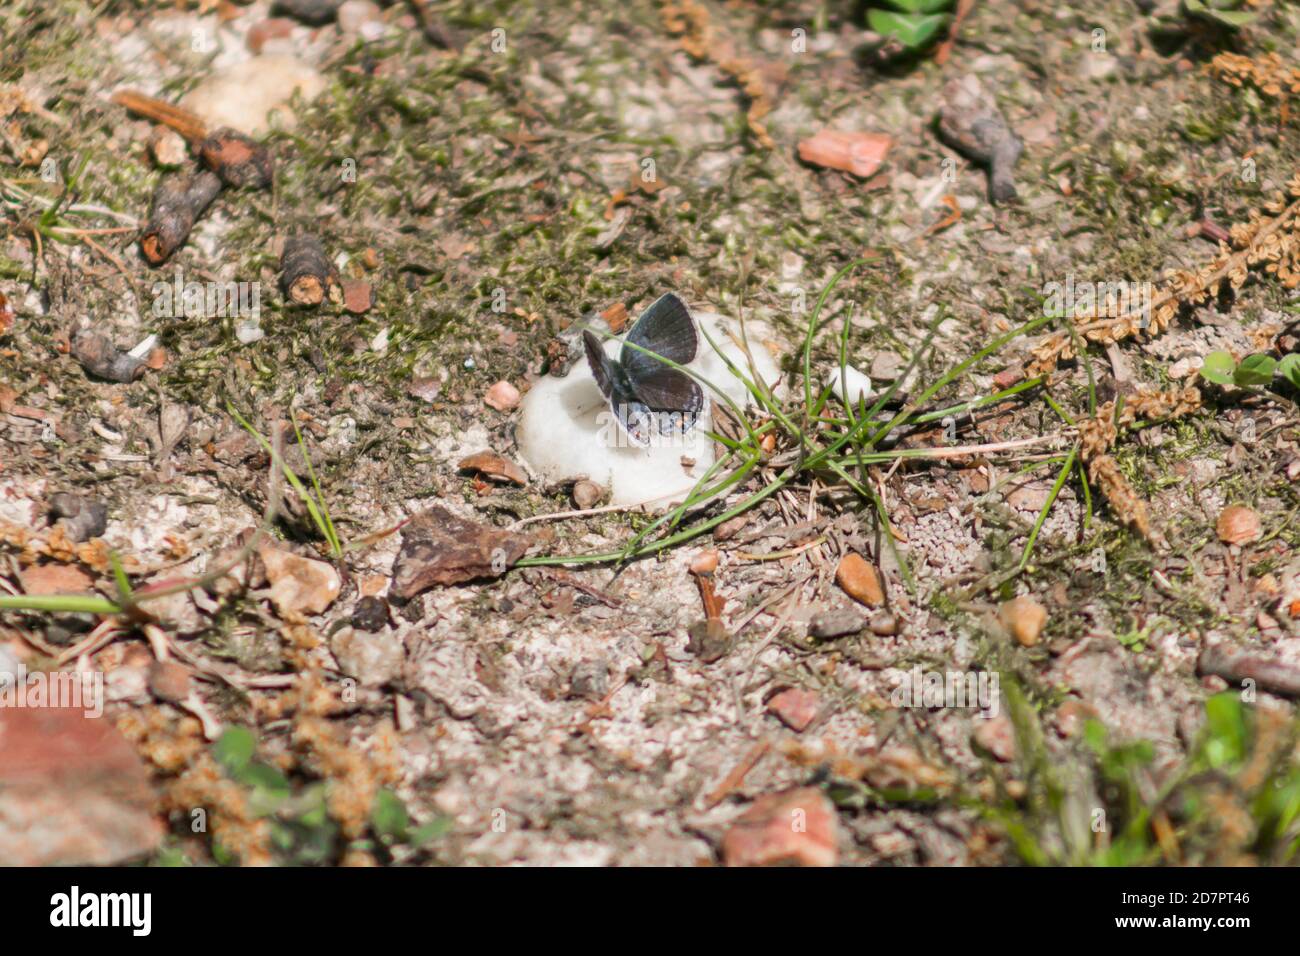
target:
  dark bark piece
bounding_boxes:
[139,170,222,266]
[937,75,1023,205]
[70,330,146,383]
[200,127,273,189]
[390,506,528,598]
[1198,644,1300,698]
[280,234,339,307]
[274,0,343,25]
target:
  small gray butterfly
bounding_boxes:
[582,293,704,447]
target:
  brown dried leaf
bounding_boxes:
[390,506,528,598]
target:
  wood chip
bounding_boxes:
[797,129,892,179]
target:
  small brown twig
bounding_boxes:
[540,569,623,608]
[111,90,209,143]
[934,0,975,67]
[112,91,273,189]
[690,550,725,621]
[140,170,222,265]
[703,739,771,809]
[199,128,273,189]
[56,618,128,665]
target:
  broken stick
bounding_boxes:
[139,170,222,266]
[114,91,274,189]
[199,128,273,189]
[112,89,207,143]
[279,234,339,306]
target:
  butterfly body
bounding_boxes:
[582,293,704,447]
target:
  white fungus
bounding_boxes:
[516,312,784,508]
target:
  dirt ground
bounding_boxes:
[3,0,1300,867]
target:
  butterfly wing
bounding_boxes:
[583,329,618,404]
[622,293,698,377]
[620,293,703,434]
[583,330,656,447]
[626,367,703,433]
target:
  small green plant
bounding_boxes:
[207,727,449,865]
[1181,0,1259,29]
[865,0,954,53]
[1199,350,1300,404]
[1115,622,1153,653]
[227,403,344,559]
[370,788,454,849]
[990,684,1300,866]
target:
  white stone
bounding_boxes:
[516,312,784,508]
[180,55,325,136]
[338,1,382,35]
[236,319,264,344]
[826,364,872,405]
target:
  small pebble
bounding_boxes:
[721,788,839,867]
[999,595,1047,647]
[147,660,191,703]
[350,595,390,632]
[766,688,819,732]
[868,612,897,636]
[49,492,108,543]
[569,659,609,700]
[972,713,1016,762]
[408,376,442,403]
[572,479,604,509]
[330,625,403,687]
[809,607,868,640]
[836,553,884,607]
[484,380,520,411]
[341,278,374,314]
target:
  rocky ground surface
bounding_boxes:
[2,0,1300,866]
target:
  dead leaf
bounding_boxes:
[458,450,527,485]
[390,506,529,598]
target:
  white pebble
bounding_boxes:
[826,364,872,405]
